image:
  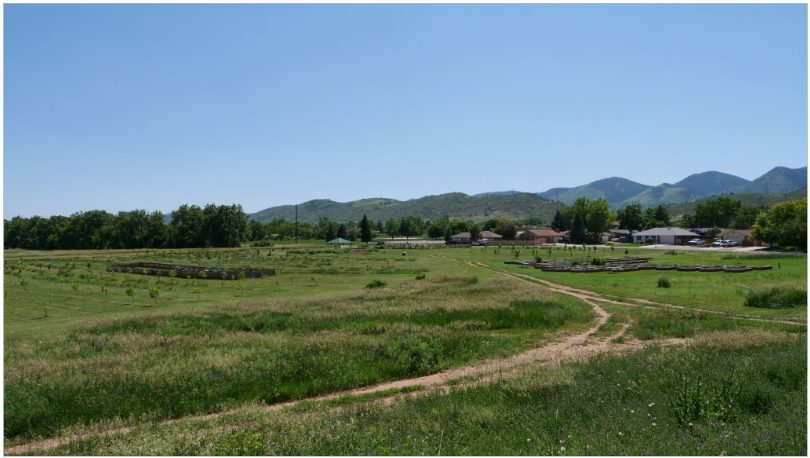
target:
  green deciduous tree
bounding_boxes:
[384,218,399,239]
[585,198,613,241]
[469,224,481,242]
[496,220,517,239]
[398,216,424,239]
[693,196,741,228]
[752,198,807,250]
[617,204,644,234]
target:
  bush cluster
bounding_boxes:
[744,287,806,308]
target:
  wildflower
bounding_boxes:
[618,432,623,436]
[527,438,531,442]
[688,422,693,427]
[648,402,655,407]
[560,447,566,452]
[630,409,635,413]
[652,423,657,426]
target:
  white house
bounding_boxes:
[633,227,700,245]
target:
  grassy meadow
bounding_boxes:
[454,245,807,321]
[4,243,806,454]
[37,332,805,456]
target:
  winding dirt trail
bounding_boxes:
[6,265,691,455]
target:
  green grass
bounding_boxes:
[4,245,806,454]
[33,333,806,456]
[4,257,592,439]
[452,245,807,321]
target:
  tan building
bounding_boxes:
[516,227,566,244]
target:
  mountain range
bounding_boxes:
[250,193,562,224]
[250,166,806,223]
[537,167,806,207]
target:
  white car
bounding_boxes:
[687,238,704,246]
[712,239,733,247]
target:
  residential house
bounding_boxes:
[516,227,566,244]
[449,231,502,244]
[449,232,471,244]
[480,231,503,241]
[633,227,700,245]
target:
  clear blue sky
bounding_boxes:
[5,4,807,218]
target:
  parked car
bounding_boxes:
[712,239,734,247]
[687,238,704,246]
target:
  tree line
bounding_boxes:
[5,204,248,250]
[548,197,614,244]
[7,196,805,250]
[243,214,548,243]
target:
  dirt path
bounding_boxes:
[6,265,689,455]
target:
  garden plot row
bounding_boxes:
[107,262,276,280]
[505,260,771,273]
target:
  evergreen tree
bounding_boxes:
[336,224,348,240]
[359,214,372,243]
[570,211,587,244]
[551,210,566,231]
[324,224,336,242]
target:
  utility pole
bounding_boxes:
[295,204,299,244]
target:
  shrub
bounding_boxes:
[415,272,426,280]
[657,277,671,288]
[665,249,677,256]
[591,258,604,266]
[744,287,806,308]
[387,335,443,376]
[148,286,160,303]
[534,256,543,263]
[365,279,387,289]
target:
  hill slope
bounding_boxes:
[616,184,701,208]
[537,177,651,205]
[251,193,562,223]
[735,166,807,194]
[673,171,750,196]
[665,188,807,218]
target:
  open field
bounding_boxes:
[450,245,807,321]
[4,244,806,455]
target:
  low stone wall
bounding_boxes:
[107,262,276,280]
[505,260,771,274]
